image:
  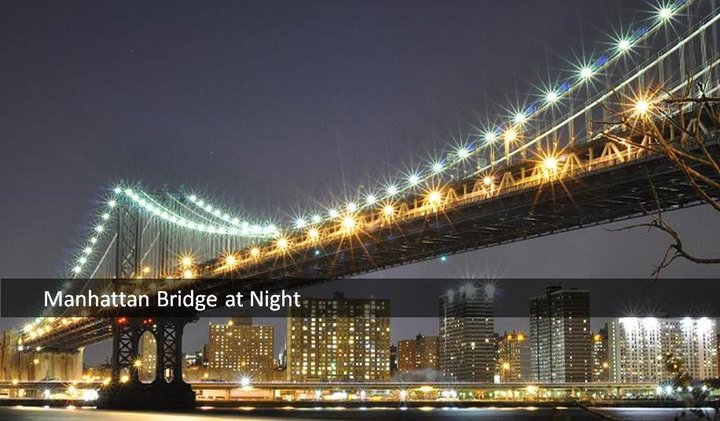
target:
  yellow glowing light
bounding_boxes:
[382,204,395,217]
[133,360,142,368]
[225,254,237,267]
[543,156,558,172]
[181,256,193,267]
[526,385,538,394]
[504,128,517,142]
[142,267,150,274]
[183,270,194,279]
[120,375,129,383]
[33,359,39,365]
[634,98,651,116]
[276,238,289,250]
[342,216,357,232]
[483,176,494,186]
[427,190,442,206]
[502,362,510,370]
[250,247,261,258]
[307,228,320,241]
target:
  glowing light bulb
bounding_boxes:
[504,128,518,142]
[308,228,320,241]
[483,176,494,186]
[108,200,117,208]
[95,225,104,233]
[182,270,193,279]
[428,190,442,206]
[580,66,593,80]
[386,184,398,195]
[342,216,356,232]
[311,214,322,224]
[225,255,237,266]
[545,91,559,103]
[276,238,289,250]
[456,146,471,159]
[101,213,110,220]
[618,39,632,52]
[181,256,193,267]
[484,131,497,144]
[142,266,150,274]
[83,247,92,255]
[328,208,340,219]
[431,161,444,174]
[72,266,82,274]
[659,7,673,21]
[634,99,651,116]
[294,218,307,229]
[365,194,377,205]
[250,247,260,258]
[407,174,420,186]
[514,112,527,124]
[383,204,395,217]
[346,202,357,212]
[543,156,559,172]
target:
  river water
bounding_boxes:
[0,406,708,420]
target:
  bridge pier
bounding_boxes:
[98,317,196,410]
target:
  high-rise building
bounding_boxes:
[496,330,529,382]
[139,332,156,382]
[529,285,591,383]
[608,317,718,383]
[591,325,609,382]
[287,292,391,382]
[205,317,274,380]
[390,345,398,375]
[439,283,495,382]
[397,333,439,373]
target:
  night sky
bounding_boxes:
[1,0,719,364]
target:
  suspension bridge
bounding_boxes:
[5,0,720,409]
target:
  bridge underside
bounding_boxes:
[213,141,720,281]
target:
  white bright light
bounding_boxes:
[386,184,398,195]
[634,99,651,116]
[580,66,593,79]
[618,39,632,52]
[294,218,307,229]
[240,377,251,387]
[311,214,322,224]
[513,112,527,124]
[95,225,104,233]
[365,194,377,205]
[108,200,117,208]
[346,202,357,212]
[484,131,497,143]
[659,7,673,21]
[457,146,471,159]
[328,209,340,218]
[407,174,420,186]
[545,91,559,103]
[431,162,444,174]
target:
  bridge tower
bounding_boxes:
[99,316,196,409]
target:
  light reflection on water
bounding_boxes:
[0,405,698,420]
